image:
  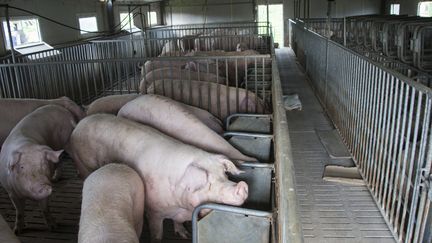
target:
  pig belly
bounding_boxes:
[183,104,223,134]
[79,163,144,243]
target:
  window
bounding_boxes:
[2,18,42,49]
[120,12,138,31]
[258,5,284,46]
[418,1,432,17]
[148,11,157,26]
[78,16,98,34]
[390,4,400,15]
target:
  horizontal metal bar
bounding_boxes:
[223,132,273,138]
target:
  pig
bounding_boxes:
[185,60,224,77]
[0,105,77,234]
[84,94,223,133]
[184,103,224,134]
[236,42,248,52]
[159,40,182,57]
[178,35,197,52]
[0,97,84,145]
[85,94,140,116]
[67,114,248,241]
[194,36,215,52]
[78,163,145,243]
[140,67,227,90]
[0,214,20,243]
[142,60,189,75]
[187,50,270,85]
[146,79,268,120]
[118,94,255,162]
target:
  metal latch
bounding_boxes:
[427,174,432,201]
[422,169,432,201]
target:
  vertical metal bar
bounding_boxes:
[343,17,346,46]
[382,76,398,211]
[399,92,423,241]
[392,86,415,233]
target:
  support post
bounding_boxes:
[343,17,347,46]
[106,0,114,34]
[5,5,15,63]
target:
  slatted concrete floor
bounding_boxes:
[0,158,189,243]
[276,47,396,242]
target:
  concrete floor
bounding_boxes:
[276,47,396,242]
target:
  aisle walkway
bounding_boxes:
[276,48,395,243]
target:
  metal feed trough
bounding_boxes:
[225,113,273,134]
[0,23,302,243]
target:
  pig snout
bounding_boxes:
[222,181,248,206]
[30,183,52,200]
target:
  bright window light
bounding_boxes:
[120,12,138,31]
[78,16,98,34]
[418,1,432,17]
[390,4,400,15]
[148,11,157,26]
[2,18,42,49]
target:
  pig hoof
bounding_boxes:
[174,223,191,239]
[51,171,62,182]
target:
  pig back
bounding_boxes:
[85,94,140,116]
[67,114,188,177]
[147,80,266,120]
[5,104,77,149]
[79,163,144,243]
[0,97,83,145]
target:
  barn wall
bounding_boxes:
[164,0,255,25]
[0,0,108,56]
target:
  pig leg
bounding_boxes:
[173,209,192,238]
[51,160,63,182]
[10,194,25,234]
[148,213,164,242]
[39,198,57,230]
[174,222,191,238]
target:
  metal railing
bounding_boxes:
[0,22,303,243]
[291,19,432,243]
[295,17,432,88]
[0,23,272,63]
[0,54,273,110]
[298,16,432,74]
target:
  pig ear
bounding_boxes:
[216,157,244,175]
[44,149,64,163]
[7,151,21,173]
[179,164,208,192]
